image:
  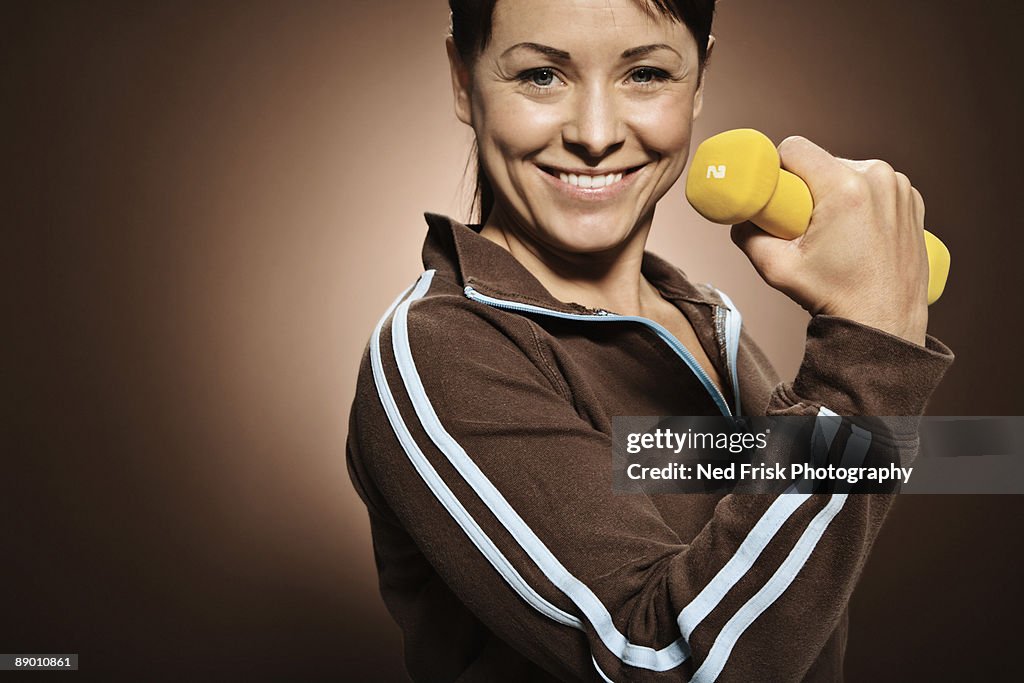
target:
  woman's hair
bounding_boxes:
[449,0,717,222]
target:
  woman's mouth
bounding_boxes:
[556,170,623,189]
[536,164,646,198]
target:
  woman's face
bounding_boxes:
[449,0,707,255]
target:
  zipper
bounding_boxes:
[714,306,729,381]
[464,285,733,418]
[712,288,744,417]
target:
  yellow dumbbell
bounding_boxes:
[685,128,950,304]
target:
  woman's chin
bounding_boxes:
[540,213,641,256]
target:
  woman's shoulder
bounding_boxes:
[348,267,575,461]
[371,268,538,345]
[355,267,558,396]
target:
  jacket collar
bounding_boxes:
[421,213,724,313]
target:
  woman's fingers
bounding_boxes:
[776,136,850,205]
[730,221,798,292]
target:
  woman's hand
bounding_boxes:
[730,136,930,346]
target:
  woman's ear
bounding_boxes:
[692,34,715,121]
[446,37,473,126]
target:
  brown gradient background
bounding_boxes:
[3,0,1023,680]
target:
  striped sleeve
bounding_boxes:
[352,271,951,682]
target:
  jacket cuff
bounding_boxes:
[788,315,954,416]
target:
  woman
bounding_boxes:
[346,1,953,680]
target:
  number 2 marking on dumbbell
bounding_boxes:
[706,164,727,179]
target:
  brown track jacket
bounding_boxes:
[346,214,953,682]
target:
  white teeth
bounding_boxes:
[553,170,627,189]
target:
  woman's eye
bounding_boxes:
[630,67,667,84]
[526,69,557,87]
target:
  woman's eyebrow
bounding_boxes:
[621,43,682,59]
[499,42,682,62]
[500,42,572,61]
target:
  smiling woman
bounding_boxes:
[345,1,953,681]
[460,1,706,258]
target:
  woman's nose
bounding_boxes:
[562,86,625,160]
